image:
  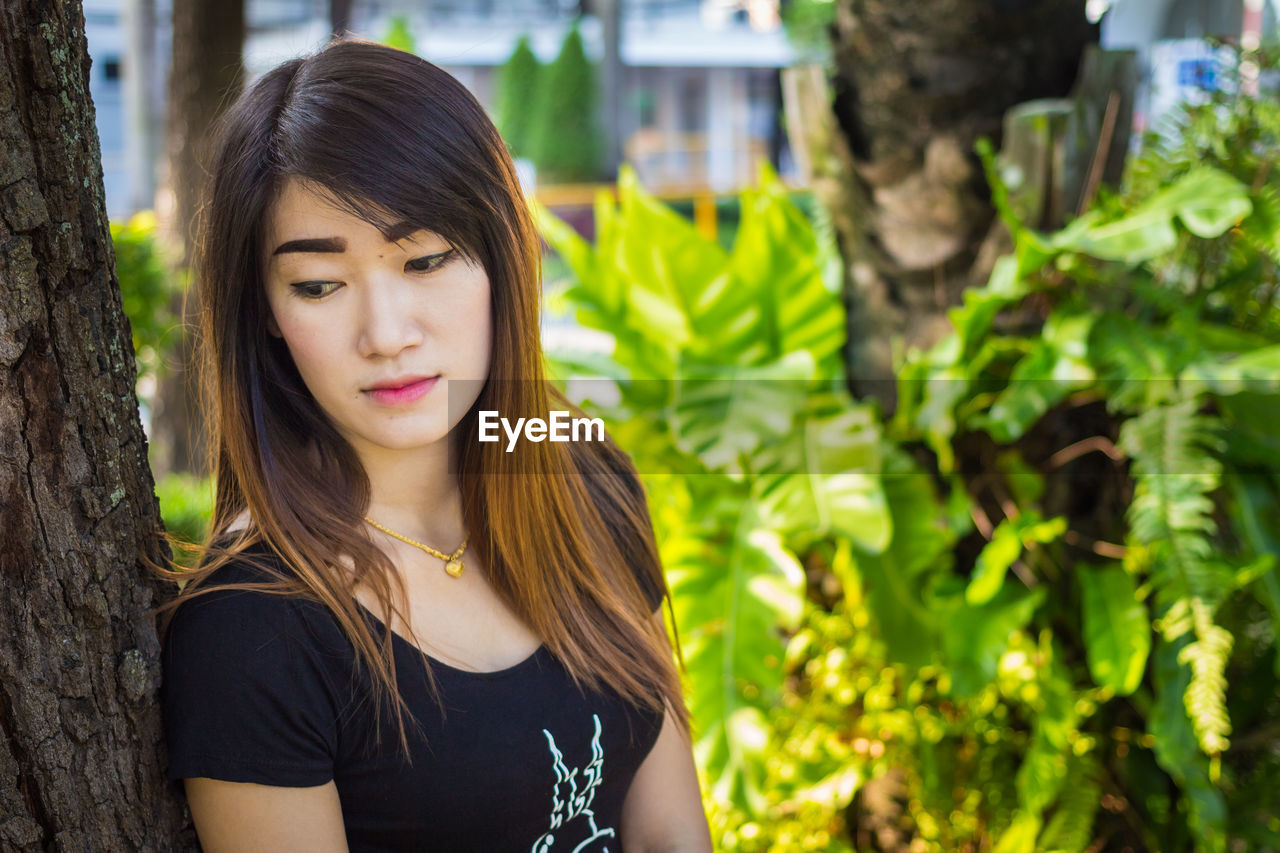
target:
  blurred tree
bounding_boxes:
[151,0,245,477]
[527,23,604,183]
[383,14,416,54]
[808,0,1097,410]
[0,0,191,846]
[495,34,541,158]
[330,0,353,38]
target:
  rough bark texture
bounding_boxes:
[0,0,193,848]
[826,0,1097,411]
[150,0,243,477]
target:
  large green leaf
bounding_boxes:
[614,167,727,348]
[752,400,891,550]
[666,502,806,816]
[538,194,681,380]
[725,163,845,369]
[853,446,952,668]
[1078,565,1151,695]
[1060,167,1251,262]
[1153,166,1253,238]
[991,813,1042,853]
[667,351,814,472]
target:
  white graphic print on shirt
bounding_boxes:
[530,714,616,853]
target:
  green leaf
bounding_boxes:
[853,446,952,668]
[1079,565,1151,695]
[1155,166,1253,238]
[1037,755,1102,853]
[992,813,1042,853]
[976,312,1097,442]
[1149,639,1228,853]
[1088,312,1187,412]
[1067,207,1180,263]
[667,352,814,472]
[1181,343,1280,396]
[966,513,1066,605]
[724,162,846,368]
[949,255,1030,357]
[943,583,1047,696]
[753,401,891,550]
[966,521,1024,604]
[1176,597,1233,756]
[667,502,806,817]
[910,338,969,475]
[1059,167,1251,262]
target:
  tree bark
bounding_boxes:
[824,0,1097,411]
[0,0,192,848]
[150,0,244,477]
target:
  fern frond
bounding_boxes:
[1121,396,1236,757]
[1177,597,1234,755]
[1038,754,1102,853]
[1120,396,1231,607]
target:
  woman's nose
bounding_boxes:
[356,280,425,359]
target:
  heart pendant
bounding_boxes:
[445,560,464,578]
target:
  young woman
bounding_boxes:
[156,38,711,852]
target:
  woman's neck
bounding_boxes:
[359,438,466,549]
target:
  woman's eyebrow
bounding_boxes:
[273,237,347,255]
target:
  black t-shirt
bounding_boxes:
[161,544,666,852]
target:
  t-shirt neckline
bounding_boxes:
[353,599,548,680]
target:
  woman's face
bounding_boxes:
[262,177,492,460]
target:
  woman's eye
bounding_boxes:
[405,249,456,274]
[290,280,342,299]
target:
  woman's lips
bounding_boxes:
[364,376,438,406]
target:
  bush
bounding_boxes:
[495,34,541,159]
[154,472,214,567]
[111,211,178,387]
[383,15,416,54]
[527,23,602,183]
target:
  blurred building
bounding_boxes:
[1099,0,1280,135]
[85,0,797,219]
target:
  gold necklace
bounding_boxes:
[363,516,469,578]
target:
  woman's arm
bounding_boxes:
[183,778,349,853]
[619,615,714,853]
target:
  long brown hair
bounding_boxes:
[152,38,687,757]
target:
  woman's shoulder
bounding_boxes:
[161,534,344,786]
[165,535,346,657]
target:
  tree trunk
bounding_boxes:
[123,0,158,215]
[150,0,244,477]
[825,0,1097,411]
[0,0,192,848]
[330,0,353,39]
